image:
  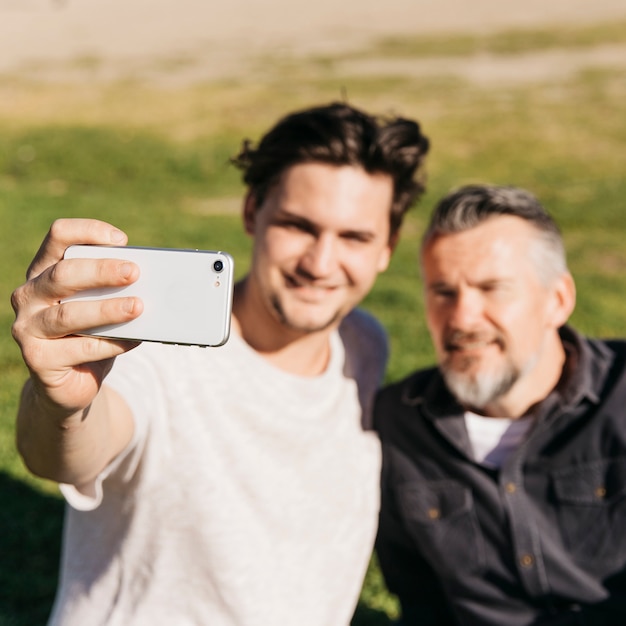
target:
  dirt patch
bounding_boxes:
[2,0,626,84]
[339,44,626,85]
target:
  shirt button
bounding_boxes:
[427,508,441,520]
[505,482,517,494]
[595,486,607,499]
[520,554,535,568]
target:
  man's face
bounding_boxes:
[244,162,395,334]
[422,216,570,414]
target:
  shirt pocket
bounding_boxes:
[396,480,487,579]
[551,457,626,575]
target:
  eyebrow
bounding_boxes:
[274,208,378,241]
[427,277,516,291]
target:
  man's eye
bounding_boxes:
[342,233,371,244]
[482,283,510,296]
[432,289,456,299]
[278,220,310,233]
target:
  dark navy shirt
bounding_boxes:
[375,327,626,626]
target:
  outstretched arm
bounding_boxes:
[11,218,143,487]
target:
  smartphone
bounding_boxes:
[62,245,235,347]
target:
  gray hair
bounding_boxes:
[421,184,568,285]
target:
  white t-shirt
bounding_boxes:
[49,309,387,626]
[464,411,534,468]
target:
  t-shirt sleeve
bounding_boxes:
[339,308,389,429]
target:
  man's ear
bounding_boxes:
[243,192,257,235]
[549,271,576,328]
[388,229,400,255]
[376,229,400,273]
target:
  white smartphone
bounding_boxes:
[62,245,235,347]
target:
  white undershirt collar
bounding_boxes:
[464,411,534,468]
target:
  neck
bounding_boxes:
[231,278,334,377]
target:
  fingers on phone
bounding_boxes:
[27,219,127,281]
[36,258,139,303]
[47,297,144,339]
[72,335,141,365]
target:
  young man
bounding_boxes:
[11,102,429,626]
[375,184,626,625]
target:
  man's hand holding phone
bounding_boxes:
[11,218,145,419]
[11,217,234,484]
[13,217,235,415]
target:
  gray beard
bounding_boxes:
[441,361,520,410]
[439,330,545,411]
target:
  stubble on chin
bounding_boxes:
[269,294,341,334]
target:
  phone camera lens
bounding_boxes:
[213,260,224,273]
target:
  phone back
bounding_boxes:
[63,245,234,347]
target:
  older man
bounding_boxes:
[375,184,626,625]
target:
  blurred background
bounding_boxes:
[1,1,626,624]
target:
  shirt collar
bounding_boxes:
[557,325,612,407]
[401,325,615,418]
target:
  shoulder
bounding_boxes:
[339,308,388,358]
[338,308,389,382]
[374,367,438,434]
[590,336,626,384]
[378,367,438,403]
[599,337,626,358]
[566,328,626,384]
[337,310,389,427]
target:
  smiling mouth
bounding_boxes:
[285,274,339,293]
[444,333,504,353]
[448,340,492,351]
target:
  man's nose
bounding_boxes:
[300,234,337,277]
[448,288,484,328]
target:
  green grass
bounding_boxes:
[1,19,625,626]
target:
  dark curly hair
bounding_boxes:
[231,102,430,237]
